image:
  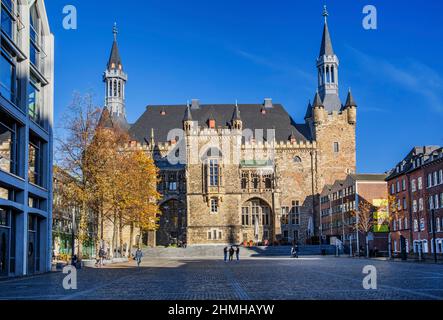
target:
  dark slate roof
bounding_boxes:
[344,89,357,108]
[98,108,130,131]
[183,105,193,121]
[108,40,122,70]
[128,104,312,143]
[312,92,323,108]
[385,146,441,180]
[322,93,342,112]
[304,101,312,119]
[232,104,241,121]
[319,21,334,57]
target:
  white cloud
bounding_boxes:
[347,46,443,114]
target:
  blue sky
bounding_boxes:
[46,0,443,173]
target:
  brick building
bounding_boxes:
[386,146,443,257]
[422,147,443,255]
[101,8,357,246]
[319,174,388,254]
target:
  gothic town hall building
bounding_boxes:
[101,11,357,246]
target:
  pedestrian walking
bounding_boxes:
[223,246,228,262]
[236,246,240,261]
[95,247,105,267]
[229,246,234,261]
[135,248,143,267]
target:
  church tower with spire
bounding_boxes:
[305,6,357,189]
[103,23,128,127]
[317,5,341,111]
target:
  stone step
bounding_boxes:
[142,245,336,258]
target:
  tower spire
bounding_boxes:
[113,22,118,41]
[103,23,128,127]
[316,6,341,112]
[322,5,329,23]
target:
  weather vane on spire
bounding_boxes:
[113,22,118,41]
[322,5,329,22]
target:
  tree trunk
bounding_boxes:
[119,213,124,257]
[111,212,117,258]
[128,222,134,258]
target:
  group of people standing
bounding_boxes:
[224,246,240,261]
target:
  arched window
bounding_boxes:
[294,156,302,163]
[118,81,121,97]
[331,66,335,83]
[113,80,117,97]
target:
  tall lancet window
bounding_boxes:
[118,81,121,97]
[113,80,117,97]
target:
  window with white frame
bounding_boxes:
[429,196,434,210]
[393,219,397,231]
[418,177,423,190]
[403,197,407,210]
[398,218,402,230]
[208,159,221,187]
[396,181,400,193]
[210,198,218,213]
[414,219,418,232]
[419,198,423,211]
[420,218,425,231]
[434,194,440,209]
[411,179,416,192]
[434,171,438,186]
[427,173,432,188]
[390,184,395,195]
[437,218,441,232]
[439,170,443,185]
[413,200,417,213]
[404,217,408,229]
[208,229,222,240]
[402,179,406,191]
[241,207,249,226]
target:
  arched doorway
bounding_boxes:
[241,198,273,244]
[157,199,186,246]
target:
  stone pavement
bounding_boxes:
[0,256,442,300]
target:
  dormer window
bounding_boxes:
[111,63,115,69]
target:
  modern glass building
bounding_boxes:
[0,0,54,277]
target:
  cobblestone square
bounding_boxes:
[0,257,442,300]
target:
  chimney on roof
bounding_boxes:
[264,98,273,109]
[191,99,200,109]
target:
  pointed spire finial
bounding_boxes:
[322,5,329,23]
[113,22,118,41]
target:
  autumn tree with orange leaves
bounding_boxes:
[56,93,160,259]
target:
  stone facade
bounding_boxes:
[103,10,357,246]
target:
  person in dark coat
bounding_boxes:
[236,246,240,261]
[223,247,228,262]
[229,246,234,261]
